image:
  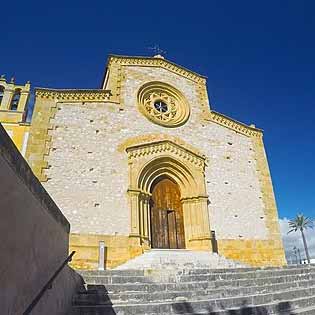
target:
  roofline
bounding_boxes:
[101,54,207,88]
[35,87,111,93]
[211,110,263,133]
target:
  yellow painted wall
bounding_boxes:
[1,123,30,153]
[0,78,31,156]
[218,239,286,267]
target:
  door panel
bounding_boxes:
[150,178,185,249]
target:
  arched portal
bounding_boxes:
[150,177,185,249]
[126,138,213,251]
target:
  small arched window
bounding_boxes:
[0,86,4,105]
[10,89,21,110]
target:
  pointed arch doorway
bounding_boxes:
[126,138,213,251]
[150,177,185,249]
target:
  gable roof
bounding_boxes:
[101,54,207,88]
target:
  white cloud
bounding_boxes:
[279,218,315,264]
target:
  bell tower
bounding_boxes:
[0,75,30,123]
[0,75,31,156]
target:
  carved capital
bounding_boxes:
[126,140,206,170]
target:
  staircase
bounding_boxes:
[115,249,246,270]
[71,264,315,314]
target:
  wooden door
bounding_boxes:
[150,178,185,249]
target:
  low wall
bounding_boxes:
[70,233,143,270]
[0,123,83,315]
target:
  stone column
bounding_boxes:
[139,195,144,238]
[144,195,151,248]
[128,189,141,240]
[145,197,151,246]
[138,193,151,248]
[143,196,149,239]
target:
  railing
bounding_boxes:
[23,251,76,315]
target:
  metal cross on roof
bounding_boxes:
[148,44,167,57]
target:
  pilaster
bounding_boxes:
[127,189,141,239]
[250,134,286,265]
[182,197,212,251]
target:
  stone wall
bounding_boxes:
[43,67,267,240]
[1,122,30,155]
[0,124,83,314]
[26,56,286,268]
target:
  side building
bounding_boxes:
[0,76,31,155]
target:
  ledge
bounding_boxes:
[208,110,263,138]
[35,88,112,102]
[0,123,70,233]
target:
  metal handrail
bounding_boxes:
[23,251,76,315]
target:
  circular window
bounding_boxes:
[154,100,168,113]
[137,82,190,127]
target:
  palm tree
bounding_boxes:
[288,214,313,264]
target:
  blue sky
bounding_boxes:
[1,1,314,222]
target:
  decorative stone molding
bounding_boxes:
[127,140,205,170]
[107,55,207,85]
[35,88,112,102]
[137,81,190,128]
[207,111,263,138]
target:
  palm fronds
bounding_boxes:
[288,214,313,234]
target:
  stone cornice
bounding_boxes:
[208,110,263,138]
[35,88,112,102]
[106,55,207,85]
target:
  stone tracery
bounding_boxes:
[137,81,190,127]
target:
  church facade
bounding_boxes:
[2,55,286,269]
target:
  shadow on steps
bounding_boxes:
[72,284,116,315]
[172,300,296,315]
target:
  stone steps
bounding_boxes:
[73,279,315,305]
[79,264,315,278]
[295,305,315,314]
[72,294,315,314]
[70,265,315,314]
[80,269,315,291]
[79,265,315,280]
[115,250,246,270]
[80,284,315,306]
[162,303,315,315]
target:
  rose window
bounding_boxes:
[137,82,190,127]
